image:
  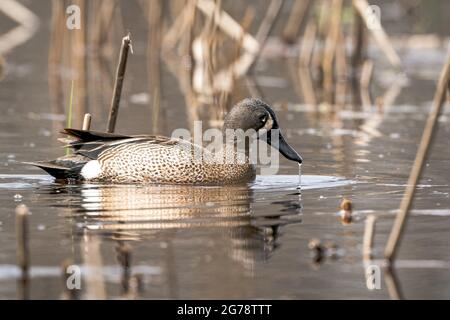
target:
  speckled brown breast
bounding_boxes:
[94,139,256,184]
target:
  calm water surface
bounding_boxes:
[1,1,450,299]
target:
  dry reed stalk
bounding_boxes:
[91,0,116,120]
[310,1,328,95]
[285,57,302,100]
[227,6,257,109]
[236,9,256,67]
[238,8,261,100]
[193,37,214,100]
[107,33,132,133]
[212,53,255,93]
[92,0,117,56]
[298,67,317,107]
[210,0,225,111]
[282,0,311,44]
[214,1,255,116]
[334,28,348,110]
[162,4,191,52]
[353,0,401,69]
[384,58,450,262]
[360,59,374,110]
[169,0,186,20]
[84,2,98,121]
[380,78,403,110]
[16,204,30,300]
[191,0,267,95]
[210,0,221,64]
[72,0,88,129]
[249,0,284,73]
[167,1,197,107]
[193,0,258,97]
[89,2,117,116]
[289,21,317,106]
[316,0,330,35]
[16,204,29,276]
[196,0,259,54]
[297,20,318,106]
[194,0,221,105]
[0,54,4,80]
[48,0,65,115]
[299,21,317,68]
[322,0,343,106]
[351,3,365,71]
[184,0,201,128]
[148,0,164,133]
[362,215,376,262]
[82,113,92,130]
[198,0,258,97]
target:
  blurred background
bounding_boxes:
[1,0,450,299]
[1,0,450,174]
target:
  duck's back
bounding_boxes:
[29,129,255,184]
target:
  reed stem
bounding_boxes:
[66,80,75,155]
[15,204,30,299]
[249,0,284,73]
[362,214,376,262]
[67,79,75,129]
[16,204,29,273]
[282,0,311,44]
[384,58,450,262]
[353,0,401,69]
[107,33,132,133]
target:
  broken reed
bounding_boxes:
[148,0,164,134]
[16,204,30,299]
[107,33,132,133]
[16,204,29,273]
[82,113,91,130]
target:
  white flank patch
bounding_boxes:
[81,160,102,180]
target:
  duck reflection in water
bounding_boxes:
[64,182,302,268]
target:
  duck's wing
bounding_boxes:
[62,128,180,160]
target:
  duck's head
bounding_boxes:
[223,98,303,164]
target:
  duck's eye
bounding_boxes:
[259,114,268,123]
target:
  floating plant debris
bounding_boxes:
[339,198,353,225]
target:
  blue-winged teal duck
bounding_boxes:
[28,98,302,184]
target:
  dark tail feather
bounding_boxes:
[24,161,84,180]
[62,128,130,142]
[61,128,131,152]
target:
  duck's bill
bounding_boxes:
[260,129,303,164]
[277,132,303,164]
